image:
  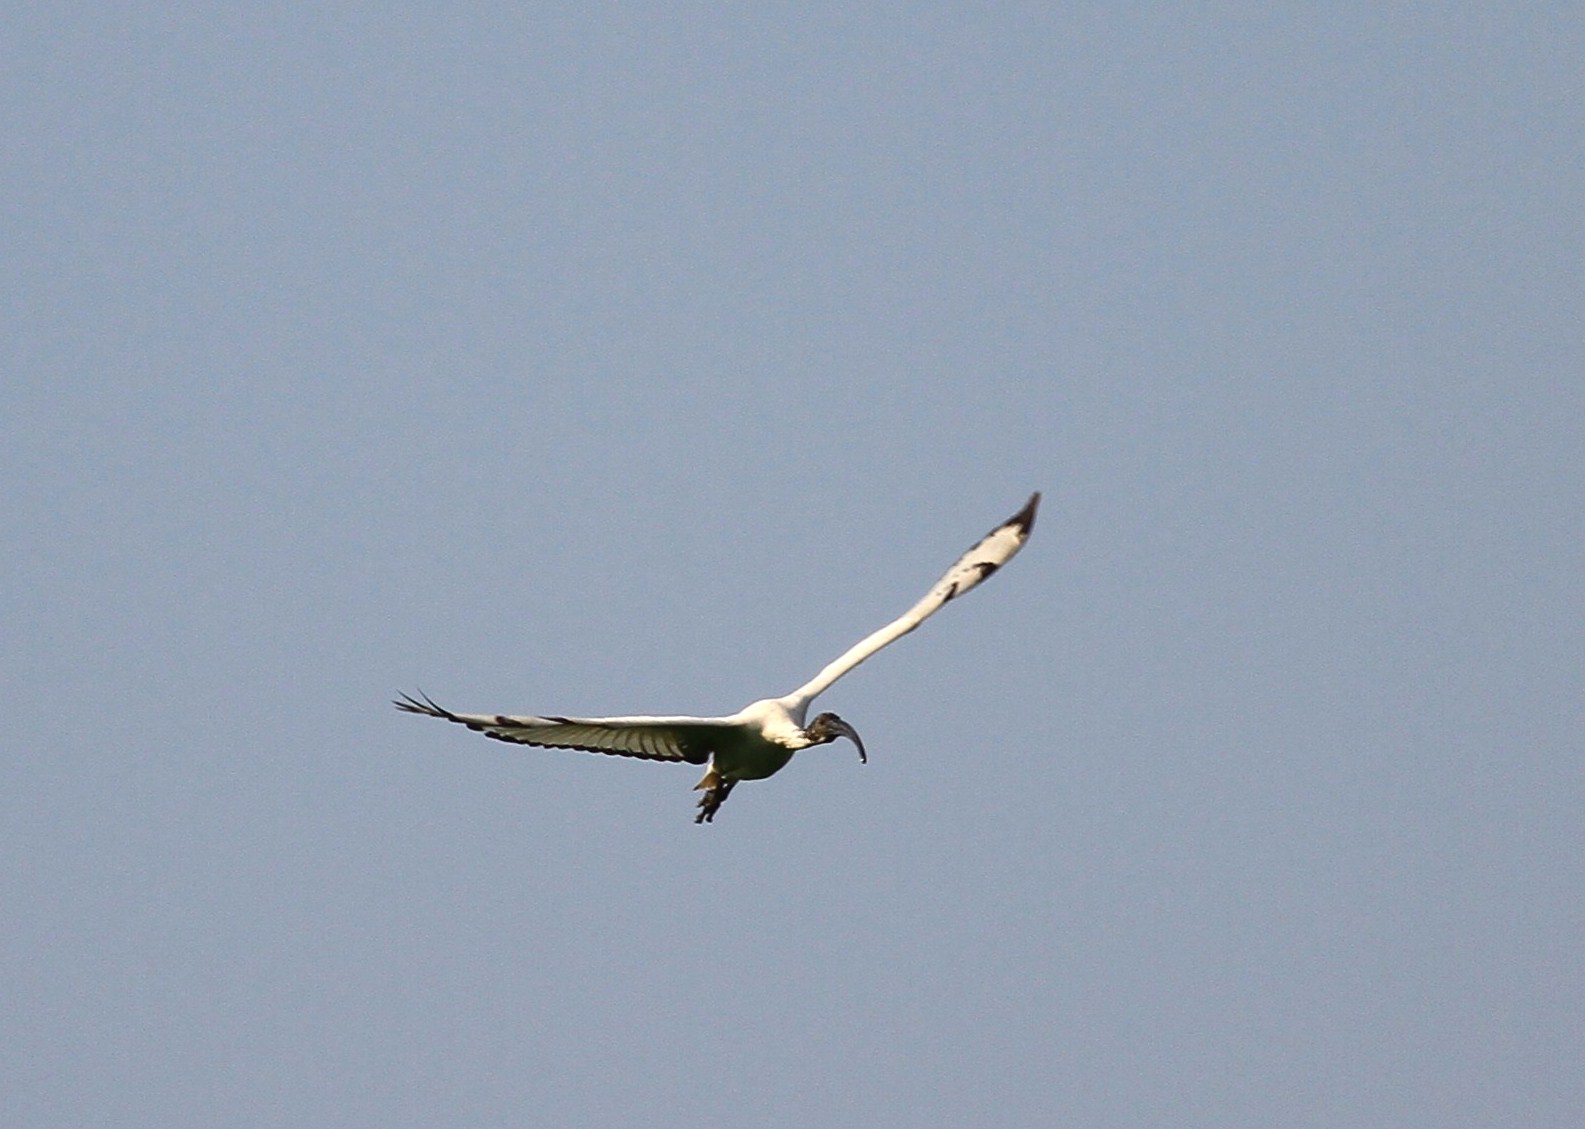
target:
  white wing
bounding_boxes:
[784,492,1039,708]
[394,692,735,764]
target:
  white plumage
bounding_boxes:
[397,492,1039,822]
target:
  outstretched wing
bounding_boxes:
[784,491,1039,707]
[394,692,732,764]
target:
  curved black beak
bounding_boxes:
[821,714,866,764]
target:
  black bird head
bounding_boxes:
[807,712,866,763]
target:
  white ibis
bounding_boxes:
[397,492,1039,822]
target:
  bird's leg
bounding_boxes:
[692,768,736,824]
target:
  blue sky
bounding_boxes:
[4,5,1581,1126]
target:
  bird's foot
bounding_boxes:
[693,772,736,824]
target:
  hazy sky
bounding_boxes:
[4,5,1581,1127]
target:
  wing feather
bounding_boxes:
[784,491,1039,706]
[394,692,729,765]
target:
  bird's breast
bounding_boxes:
[715,743,799,782]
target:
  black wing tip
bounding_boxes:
[394,690,448,718]
[1009,491,1040,535]
[395,691,513,739]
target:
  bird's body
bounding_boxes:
[397,492,1038,821]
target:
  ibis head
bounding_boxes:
[807,712,866,763]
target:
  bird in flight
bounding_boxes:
[397,492,1039,823]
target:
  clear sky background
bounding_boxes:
[4,5,1581,1127]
